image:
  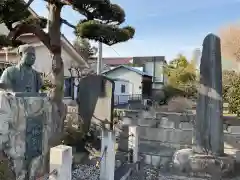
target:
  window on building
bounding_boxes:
[64,77,74,98]
[121,84,126,93]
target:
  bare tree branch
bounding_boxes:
[220,24,240,62]
[61,18,76,29]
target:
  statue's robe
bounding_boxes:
[0,64,42,93]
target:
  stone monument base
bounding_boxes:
[172,149,236,178]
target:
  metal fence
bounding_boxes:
[114,94,142,105]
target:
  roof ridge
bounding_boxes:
[102,65,152,76]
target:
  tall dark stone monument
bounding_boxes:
[173,34,235,178]
[194,33,224,155]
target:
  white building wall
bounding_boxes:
[154,61,164,83]
[145,61,165,82]
[145,62,154,77]
[144,61,166,89]
[114,80,130,104]
[104,68,142,95]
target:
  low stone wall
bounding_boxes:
[138,116,193,166]
[122,111,240,167]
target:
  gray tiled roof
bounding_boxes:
[102,65,152,76]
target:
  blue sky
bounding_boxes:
[29,0,240,61]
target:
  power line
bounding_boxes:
[106,45,121,57]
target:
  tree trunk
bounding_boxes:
[47,2,66,143]
[48,3,63,100]
[6,1,67,176]
[41,2,66,173]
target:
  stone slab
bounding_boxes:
[173,149,235,178]
[179,122,193,130]
[139,127,192,144]
[140,153,172,167]
[13,92,47,97]
[158,118,175,128]
[228,126,240,134]
[25,115,43,163]
[139,143,179,156]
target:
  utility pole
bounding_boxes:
[97,42,102,75]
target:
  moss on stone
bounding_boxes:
[0,151,15,180]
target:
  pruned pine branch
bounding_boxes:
[0,0,31,30]
[62,18,135,46]
[24,16,48,29]
[71,0,125,24]
[0,0,135,49]
[0,34,23,48]
[0,16,47,48]
[61,0,135,45]
[0,0,47,48]
[8,23,52,51]
[75,20,135,45]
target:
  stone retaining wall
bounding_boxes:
[121,111,240,166]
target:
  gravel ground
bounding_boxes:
[72,164,240,180]
[72,164,100,180]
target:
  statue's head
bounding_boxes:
[18,44,36,67]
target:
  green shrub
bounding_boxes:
[62,113,86,152]
[163,85,184,100]
[224,74,240,116]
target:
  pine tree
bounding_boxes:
[0,0,135,143]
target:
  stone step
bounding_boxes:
[139,139,239,152]
[138,142,179,167]
[139,127,193,145]
[139,152,172,167]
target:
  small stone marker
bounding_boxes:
[100,130,116,180]
[129,126,139,163]
[49,145,72,180]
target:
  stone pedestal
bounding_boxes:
[49,145,72,180]
[0,92,52,180]
[129,126,139,163]
[100,130,116,180]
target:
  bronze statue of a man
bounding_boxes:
[0,44,42,92]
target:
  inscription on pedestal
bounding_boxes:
[25,115,43,162]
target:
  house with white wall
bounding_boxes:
[110,78,130,105]
[102,65,152,104]
[0,8,88,102]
